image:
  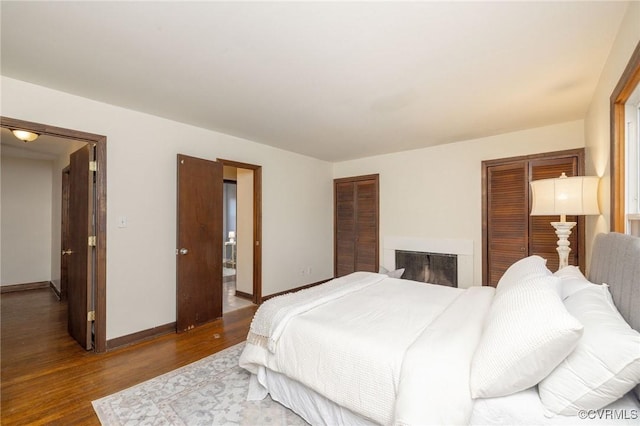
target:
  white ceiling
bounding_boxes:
[0,127,86,161]
[0,1,629,162]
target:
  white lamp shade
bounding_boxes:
[530,174,600,216]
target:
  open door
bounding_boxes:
[60,166,70,301]
[176,154,223,332]
[67,145,94,350]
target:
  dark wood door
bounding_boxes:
[482,148,585,286]
[486,161,529,286]
[176,154,223,332]
[67,146,93,350]
[334,174,379,277]
[335,181,356,277]
[354,179,378,272]
[60,166,70,301]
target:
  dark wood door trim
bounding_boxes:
[334,173,380,185]
[482,148,585,285]
[1,116,107,353]
[217,158,262,305]
[481,148,585,169]
[610,41,640,232]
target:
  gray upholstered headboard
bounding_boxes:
[588,232,640,332]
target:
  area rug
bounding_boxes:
[92,342,308,425]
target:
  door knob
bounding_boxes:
[179,248,189,255]
[62,249,73,255]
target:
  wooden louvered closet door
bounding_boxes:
[486,162,529,286]
[334,174,379,277]
[482,149,585,286]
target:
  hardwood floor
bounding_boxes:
[1,288,257,425]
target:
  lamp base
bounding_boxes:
[550,221,577,270]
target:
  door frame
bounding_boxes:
[610,41,640,232]
[0,116,107,353]
[217,158,262,304]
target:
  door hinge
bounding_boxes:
[88,236,97,246]
[88,311,95,321]
[89,161,98,172]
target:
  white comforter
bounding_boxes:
[239,272,495,425]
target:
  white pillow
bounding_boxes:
[496,255,553,294]
[553,266,593,300]
[538,285,640,415]
[470,267,583,398]
[387,268,405,278]
[378,266,405,279]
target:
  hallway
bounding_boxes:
[223,267,254,314]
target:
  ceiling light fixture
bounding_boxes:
[11,129,39,143]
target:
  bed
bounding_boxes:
[239,232,640,425]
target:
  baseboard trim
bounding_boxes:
[0,281,50,294]
[262,277,333,301]
[49,282,61,300]
[234,290,253,300]
[105,278,333,349]
[106,322,176,351]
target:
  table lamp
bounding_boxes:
[530,173,600,270]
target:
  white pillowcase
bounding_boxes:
[470,256,583,398]
[378,266,405,279]
[494,255,553,294]
[538,284,640,415]
[553,266,593,300]
[387,268,404,279]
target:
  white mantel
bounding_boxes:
[383,236,474,289]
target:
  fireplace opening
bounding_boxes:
[395,250,457,287]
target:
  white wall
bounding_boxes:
[236,168,254,294]
[334,120,585,286]
[1,76,334,339]
[1,155,53,285]
[584,1,640,255]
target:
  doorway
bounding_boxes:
[222,167,256,313]
[218,159,262,306]
[0,116,107,352]
[175,156,261,332]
